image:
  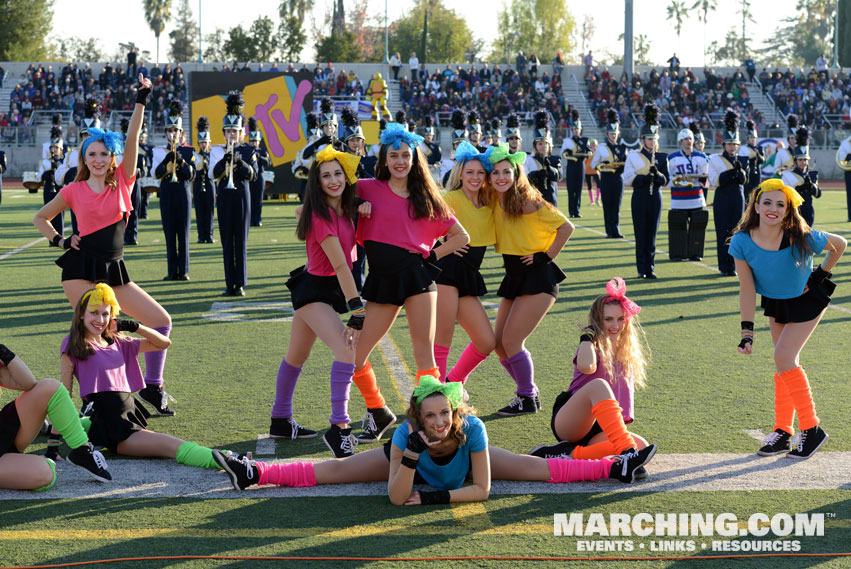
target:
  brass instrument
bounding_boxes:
[225,140,236,190]
[168,138,178,182]
[672,173,706,187]
[836,145,851,172]
[562,151,590,162]
[596,161,625,173]
[294,166,309,180]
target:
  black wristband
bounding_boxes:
[533,251,552,265]
[346,314,364,330]
[810,266,831,284]
[419,490,451,505]
[347,297,364,311]
[0,344,16,367]
[62,236,72,250]
[400,455,419,469]
[135,85,151,105]
[579,333,595,343]
[741,321,754,331]
[51,234,62,247]
[115,319,140,333]
[406,431,430,454]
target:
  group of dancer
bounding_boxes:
[1,76,844,502]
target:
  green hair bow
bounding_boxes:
[484,143,526,168]
[413,375,463,409]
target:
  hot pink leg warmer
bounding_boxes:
[433,344,450,384]
[448,342,489,384]
[546,458,613,483]
[256,461,317,487]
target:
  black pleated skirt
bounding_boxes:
[361,241,440,306]
[761,278,835,324]
[286,265,348,314]
[435,245,488,298]
[56,220,131,285]
[85,391,150,452]
[497,254,565,299]
[0,400,21,457]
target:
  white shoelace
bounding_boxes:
[287,418,306,440]
[506,397,524,410]
[160,391,177,409]
[606,448,640,477]
[360,411,377,434]
[227,451,256,482]
[761,431,782,446]
[91,449,109,470]
[340,433,358,455]
[791,432,805,451]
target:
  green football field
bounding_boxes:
[0,185,849,568]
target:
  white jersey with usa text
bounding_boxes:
[666,150,708,209]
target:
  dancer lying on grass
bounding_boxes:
[60,284,234,471]
[0,344,111,489]
[215,375,657,502]
[529,278,653,478]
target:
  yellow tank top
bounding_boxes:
[443,190,496,247]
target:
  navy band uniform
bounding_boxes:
[194,116,216,244]
[590,110,626,238]
[247,117,272,227]
[560,109,589,215]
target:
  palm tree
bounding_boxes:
[279,0,314,21]
[666,1,687,53]
[690,0,718,66]
[143,0,173,65]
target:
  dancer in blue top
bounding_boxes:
[729,179,845,459]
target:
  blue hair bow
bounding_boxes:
[453,141,493,172]
[81,128,125,157]
[380,122,424,150]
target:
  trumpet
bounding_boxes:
[225,140,236,190]
[596,161,625,173]
[672,173,706,187]
[836,146,851,172]
[169,138,178,182]
[562,151,591,162]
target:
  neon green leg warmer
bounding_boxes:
[46,385,88,449]
[176,441,219,470]
[32,458,57,492]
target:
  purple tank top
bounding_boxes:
[568,347,634,423]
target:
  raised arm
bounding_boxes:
[123,74,152,180]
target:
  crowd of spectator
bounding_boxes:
[585,65,765,133]
[759,66,851,130]
[394,62,566,131]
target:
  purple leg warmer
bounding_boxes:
[271,359,302,418]
[329,361,354,425]
[507,349,537,397]
[144,324,171,387]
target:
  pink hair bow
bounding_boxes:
[605,277,641,320]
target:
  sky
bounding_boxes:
[52,0,803,66]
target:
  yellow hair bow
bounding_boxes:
[316,146,361,186]
[81,283,121,315]
[754,178,804,209]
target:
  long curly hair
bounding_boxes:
[375,144,451,221]
[405,392,477,448]
[297,158,358,241]
[733,191,813,266]
[65,287,120,361]
[586,295,649,390]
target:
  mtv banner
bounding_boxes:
[190,71,313,193]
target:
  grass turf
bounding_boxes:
[1,186,850,567]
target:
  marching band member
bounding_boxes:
[560,109,590,217]
[441,110,468,186]
[39,126,65,239]
[505,114,523,154]
[838,130,851,222]
[666,123,709,261]
[467,111,486,153]
[248,118,272,227]
[421,116,442,182]
[690,124,709,201]
[739,120,765,203]
[781,126,820,227]
[42,114,62,160]
[210,91,255,297]
[120,118,144,246]
[623,104,668,279]
[137,121,153,219]
[301,98,345,166]
[193,116,215,243]
[482,121,494,147]
[524,111,561,206]
[591,110,627,238]
[0,147,5,210]
[771,115,798,177]
[707,109,749,277]
[340,107,370,292]
[152,101,196,281]
[292,113,320,202]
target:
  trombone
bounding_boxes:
[596,161,625,173]
[225,140,236,189]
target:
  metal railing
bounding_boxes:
[0,125,36,145]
